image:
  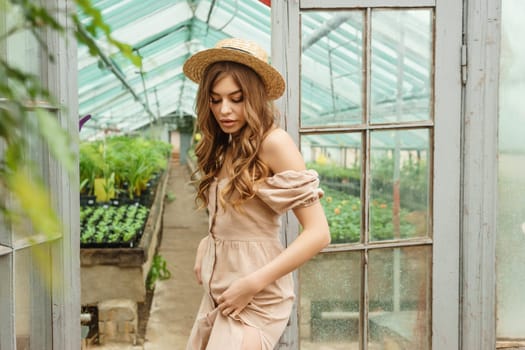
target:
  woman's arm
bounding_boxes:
[247,127,331,285]
[217,128,330,317]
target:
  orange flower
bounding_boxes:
[379,203,387,209]
[334,207,341,215]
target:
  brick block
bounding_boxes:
[97,299,138,345]
[118,320,137,335]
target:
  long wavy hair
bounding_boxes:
[192,61,279,209]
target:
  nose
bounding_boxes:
[220,100,232,114]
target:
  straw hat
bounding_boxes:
[183,38,285,100]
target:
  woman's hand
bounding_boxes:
[217,276,261,318]
[193,237,208,284]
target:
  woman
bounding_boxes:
[183,38,330,350]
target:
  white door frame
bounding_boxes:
[460,0,500,348]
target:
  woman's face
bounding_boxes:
[209,75,246,135]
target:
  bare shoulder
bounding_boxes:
[262,128,295,150]
[260,128,306,173]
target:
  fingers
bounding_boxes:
[217,296,225,309]
[217,297,243,317]
[218,303,239,317]
[221,306,235,316]
[217,296,231,316]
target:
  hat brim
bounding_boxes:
[183,47,285,100]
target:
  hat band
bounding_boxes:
[221,46,256,58]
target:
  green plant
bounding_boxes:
[80,225,96,243]
[307,161,361,180]
[165,192,176,202]
[80,203,150,247]
[100,171,115,201]
[80,178,89,194]
[321,187,362,243]
[321,186,419,244]
[79,142,104,195]
[370,156,429,212]
[79,136,171,201]
[146,254,172,290]
[124,156,153,199]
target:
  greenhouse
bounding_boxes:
[1,0,524,349]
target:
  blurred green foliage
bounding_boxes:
[309,156,428,243]
[1,0,142,240]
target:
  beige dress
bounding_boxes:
[186,170,322,350]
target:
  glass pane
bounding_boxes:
[301,11,364,127]
[370,9,433,124]
[300,252,362,349]
[368,246,431,349]
[496,0,525,339]
[12,111,49,242]
[15,245,53,350]
[302,133,362,244]
[369,129,430,242]
[1,1,48,242]
[2,3,42,77]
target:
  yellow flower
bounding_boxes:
[326,196,333,203]
[351,205,358,211]
[194,133,202,142]
[315,154,329,165]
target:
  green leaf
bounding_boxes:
[35,109,75,172]
[7,167,61,239]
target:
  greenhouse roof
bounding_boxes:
[78,1,432,147]
[78,0,271,138]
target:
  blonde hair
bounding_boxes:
[193,61,278,209]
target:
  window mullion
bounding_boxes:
[12,234,61,251]
[0,98,60,111]
[362,9,373,350]
[0,244,13,256]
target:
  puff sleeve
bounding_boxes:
[256,169,324,215]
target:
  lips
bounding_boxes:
[219,119,236,127]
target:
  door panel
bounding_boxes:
[270,1,460,348]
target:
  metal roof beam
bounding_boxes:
[302,13,354,52]
[76,24,157,123]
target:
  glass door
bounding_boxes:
[272,1,461,349]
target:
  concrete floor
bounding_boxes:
[143,163,208,349]
[88,162,207,350]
